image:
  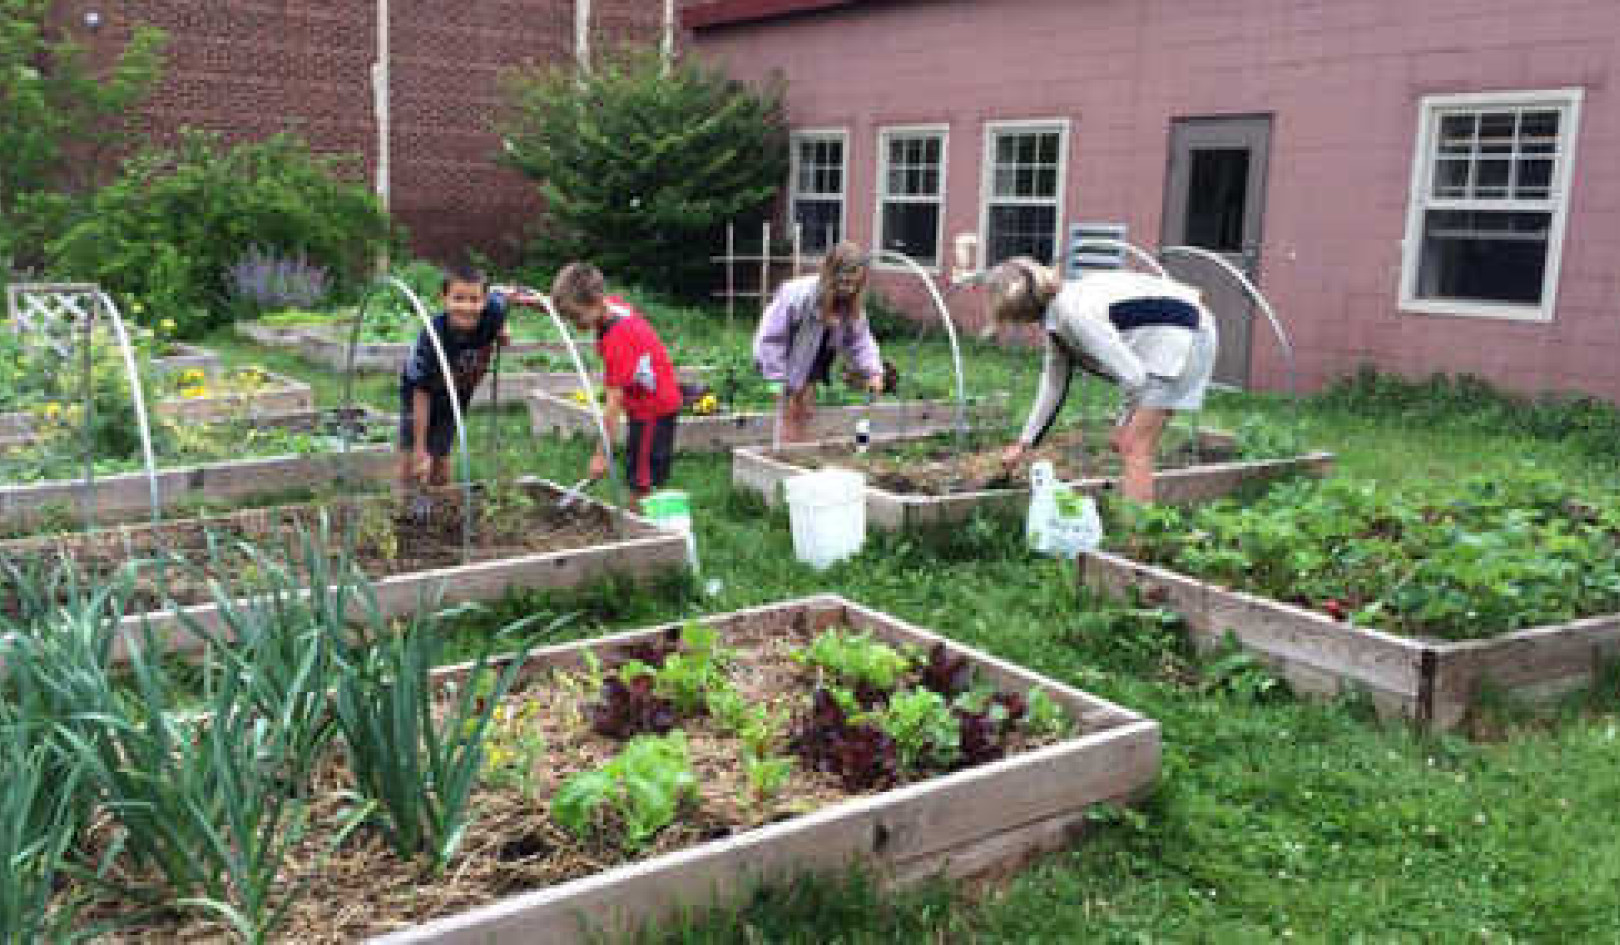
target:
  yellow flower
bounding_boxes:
[181,385,208,399]
[180,368,205,385]
[570,390,591,405]
[693,393,719,416]
[43,402,62,418]
[159,317,177,333]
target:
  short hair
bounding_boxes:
[440,262,487,293]
[985,257,1051,326]
[551,262,606,309]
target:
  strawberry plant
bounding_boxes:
[1106,470,1620,640]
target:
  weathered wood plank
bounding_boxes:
[531,391,1004,451]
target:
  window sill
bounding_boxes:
[1398,298,1553,323]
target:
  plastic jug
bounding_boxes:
[1026,460,1102,557]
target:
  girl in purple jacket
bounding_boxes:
[752,241,886,443]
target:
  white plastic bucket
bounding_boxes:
[783,468,866,570]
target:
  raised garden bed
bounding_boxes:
[149,341,222,376]
[0,407,397,530]
[63,595,1158,942]
[734,427,1335,531]
[235,319,567,373]
[0,477,687,659]
[157,364,315,422]
[530,390,1008,452]
[1077,474,1620,730]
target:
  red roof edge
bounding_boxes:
[681,0,863,31]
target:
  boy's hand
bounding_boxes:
[588,450,609,480]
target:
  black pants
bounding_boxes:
[624,413,678,490]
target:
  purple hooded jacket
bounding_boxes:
[753,275,883,393]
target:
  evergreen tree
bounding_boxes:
[499,47,788,299]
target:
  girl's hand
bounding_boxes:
[1001,442,1029,470]
[866,373,885,394]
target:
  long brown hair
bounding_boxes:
[816,240,868,324]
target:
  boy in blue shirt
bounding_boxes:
[398,264,543,487]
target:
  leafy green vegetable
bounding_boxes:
[551,732,698,849]
[794,628,914,692]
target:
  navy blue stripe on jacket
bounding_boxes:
[1107,297,1199,332]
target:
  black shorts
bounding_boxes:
[805,335,838,386]
[398,386,470,458]
[624,413,678,491]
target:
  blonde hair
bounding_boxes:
[550,262,606,310]
[985,257,1059,327]
[816,240,868,323]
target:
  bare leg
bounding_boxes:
[1114,407,1171,503]
[428,456,452,487]
[781,385,818,444]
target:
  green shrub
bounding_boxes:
[0,2,165,273]
[1314,365,1620,459]
[48,130,395,336]
[499,47,788,299]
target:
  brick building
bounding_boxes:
[67,0,681,262]
[684,0,1620,400]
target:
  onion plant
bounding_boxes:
[0,709,85,942]
[330,587,541,874]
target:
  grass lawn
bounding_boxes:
[179,295,1620,941]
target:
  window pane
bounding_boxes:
[881,202,940,265]
[1186,147,1250,253]
[794,199,842,254]
[1475,159,1511,199]
[1438,114,1476,155]
[987,205,1058,266]
[1516,158,1553,199]
[1416,209,1550,305]
[1477,112,1516,154]
[1434,158,1471,199]
[993,168,1015,197]
[1520,111,1560,154]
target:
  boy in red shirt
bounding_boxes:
[550,262,681,510]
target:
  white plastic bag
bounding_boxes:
[1027,460,1103,558]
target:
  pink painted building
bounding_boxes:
[685,0,1620,400]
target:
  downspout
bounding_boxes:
[662,0,675,74]
[372,0,390,272]
[575,0,590,72]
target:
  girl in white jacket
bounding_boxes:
[986,256,1218,503]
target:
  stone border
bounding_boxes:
[0,477,688,662]
[529,390,1008,451]
[0,408,397,530]
[733,435,1336,531]
[1077,550,1620,730]
[372,594,1160,944]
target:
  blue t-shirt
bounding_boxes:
[400,293,508,401]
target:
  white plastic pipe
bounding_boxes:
[1159,244,1297,395]
[868,249,970,443]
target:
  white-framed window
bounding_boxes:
[980,120,1069,267]
[1399,89,1583,321]
[875,125,948,268]
[789,130,847,256]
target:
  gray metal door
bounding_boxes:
[1162,116,1271,389]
